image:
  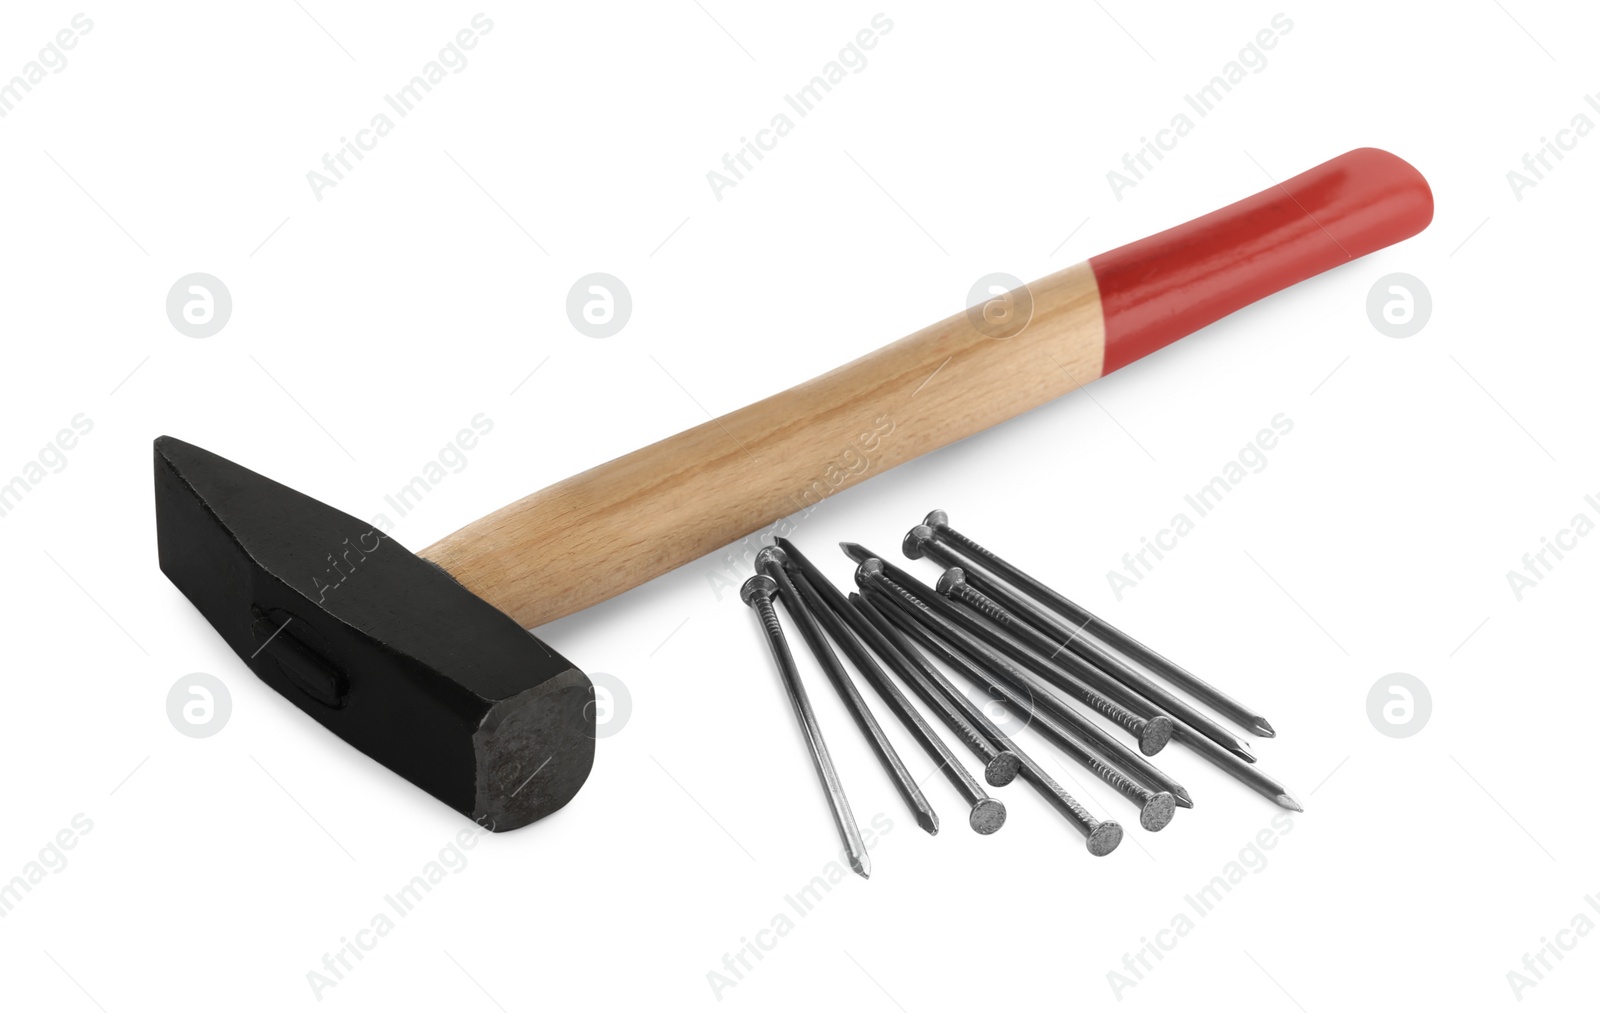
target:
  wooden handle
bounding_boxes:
[421,148,1432,628]
[423,264,1105,626]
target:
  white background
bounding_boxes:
[2,2,1596,1009]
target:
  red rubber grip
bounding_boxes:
[1089,148,1433,373]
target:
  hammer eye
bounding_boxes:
[250,608,350,709]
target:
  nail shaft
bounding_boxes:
[860,566,1189,809]
[775,544,1005,834]
[844,544,1174,758]
[845,592,1021,788]
[943,590,1180,758]
[757,550,939,835]
[939,585,1300,809]
[865,587,1176,831]
[939,566,1256,764]
[916,513,1277,737]
[918,527,1261,753]
[850,588,1123,856]
[777,537,1019,789]
[845,546,1300,811]
[740,576,869,878]
[909,589,1195,807]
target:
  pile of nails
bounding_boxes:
[739,511,1299,878]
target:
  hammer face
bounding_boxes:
[153,437,594,831]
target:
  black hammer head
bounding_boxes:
[153,436,593,831]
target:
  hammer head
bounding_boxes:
[153,437,593,831]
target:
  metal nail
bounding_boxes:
[935,564,1254,763]
[845,592,1022,788]
[842,543,1195,804]
[757,548,939,835]
[851,537,1177,758]
[777,537,1020,792]
[741,575,869,878]
[866,586,1177,831]
[916,560,1300,810]
[912,512,1277,737]
[859,568,1184,829]
[853,563,1126,856]
[776,544,1005,835]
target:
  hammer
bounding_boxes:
[155,148,1431,831]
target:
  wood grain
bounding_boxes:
[419,262,1106,628]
